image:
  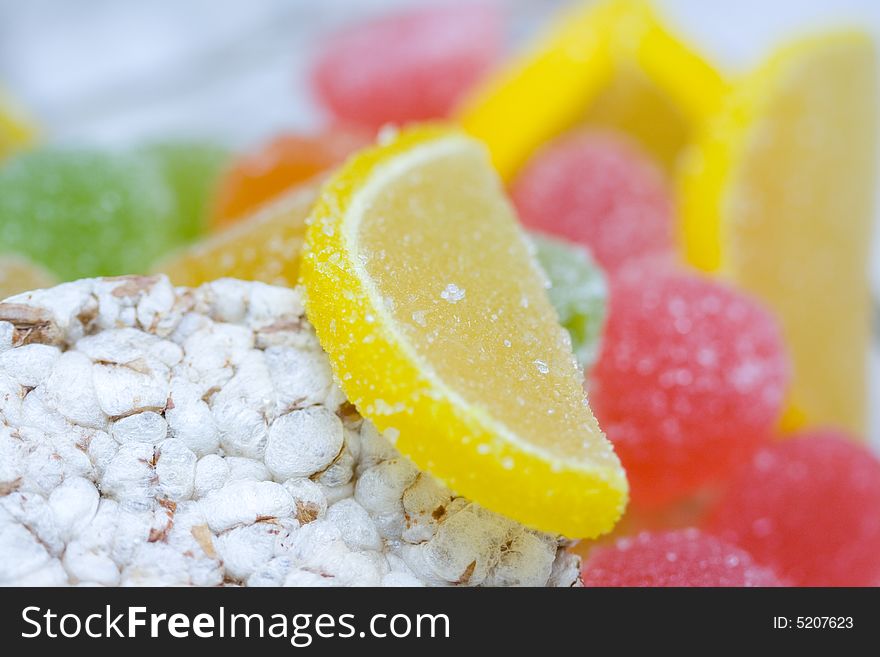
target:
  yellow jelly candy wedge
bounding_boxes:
[457,0,617,180]
[613,0,726,124]
[155,182,317,287]
[0,88,37,159]
[301,125,628,538]
[679,32,877,436]
[586,0,727,171]
[0,254,58,299]
[458,0,725,179]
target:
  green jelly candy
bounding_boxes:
[530,232,608,371]
[0,148,177,280]
[142,142,230,242]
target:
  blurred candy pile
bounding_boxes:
[1,0,878,586]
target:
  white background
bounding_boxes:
[3,1,878,143]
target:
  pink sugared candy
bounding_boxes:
[589,264,790,507]
[582,529,782,587]
[510,131,673,274]
[705,432,880,587]
[311,3,502,129]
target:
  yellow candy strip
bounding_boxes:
[458,0,618,180]
[0,87,37,159]
[155,182,317,288]
[680,31,877,435]
[459,0,725,180]
[618,1,728,124]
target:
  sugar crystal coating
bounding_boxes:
[581,528,782,587]
[705,432,880,586]
[589,264,790,507]
[0,275,579,587]
[511,131,673,274]
[311,4,501,128]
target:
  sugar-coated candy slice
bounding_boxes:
[301,125,627,538]
[511,131,673,273]
[529,233,607,370]
[157,182,316,288]
[680,34,875,435]
[0,148,177,280]
[311,4,501,129]
[0,253,58,299]
[589,263,790,507]
[582,529,782,587]
[212,129,368,229]
[705,432,880,586]
[143,141,230,241]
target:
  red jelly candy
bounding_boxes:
[705,431,880,586]
[510,131,673,274]
[582,529,782,587]
[311,3,502,128]
[589,264,790,507]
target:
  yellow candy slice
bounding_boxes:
[0,88,37,160]
[0,254,58,299]
[459,0,725,179]
[679,32,877,435]
[301,125,627,538]
[155,182,316,287]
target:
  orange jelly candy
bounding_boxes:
[212,128,370,230]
